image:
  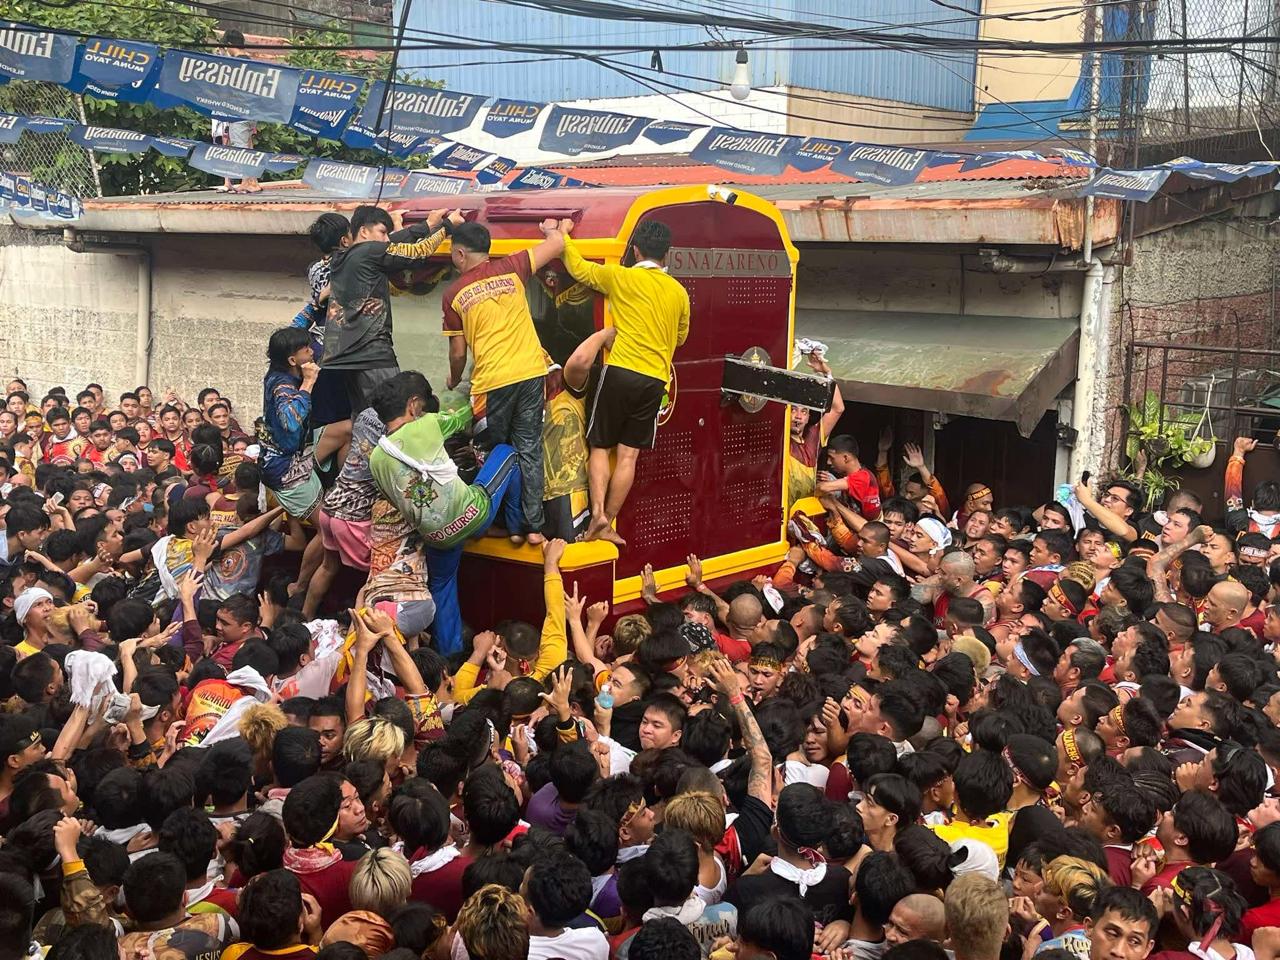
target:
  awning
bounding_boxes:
[796,309,1080,437]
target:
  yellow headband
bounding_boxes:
[1062,727,1082,764]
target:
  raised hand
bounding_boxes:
[902,442,926,470]
[539,666,574,722]
[685,553,703,590]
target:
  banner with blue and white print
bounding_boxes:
[690,128,799,177]
[154,49,300,124]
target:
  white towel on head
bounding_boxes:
[64,650,117,712]
[14,587,52,625]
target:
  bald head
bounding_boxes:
[1206,580,1249,628]
[728,594,764,635]
[940,552,976,579]
[886,894,946,945]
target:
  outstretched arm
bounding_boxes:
[1148,524,1211,602]
[1075,481,1139,542]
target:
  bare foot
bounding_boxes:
[585,517,609,541]
[509,534,526,545]
[525,532,546,546]
[596,525,627,548]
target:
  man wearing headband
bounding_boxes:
[952,482,993,531]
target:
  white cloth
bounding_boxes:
[643,895,707,925]
[14,587,52,625]
[64,650,117,711]
[783,759,830,789]
[769,855,828,896]
[527,927,609,960]
[378,434,458,485]
[150,536,182,600]
[196,667,274,749]
[1247,510,1280,537]
[915,518,952,555]
[948,839,999,880]
[1188,944,1254,960]
[410,844,461,878]
[616,843,649,864]
[693,855,728,905]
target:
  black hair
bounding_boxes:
[141,767,195,831]
[1088,885,1158,940]
[386,902,447,957]
[776,783,830,850]
[11,653,56,705]
[1174,866,1246,940]
[1110,565,1156,617]
[1137,674,1180,719]
[451,221,492,255]
[1211,742,1268,817]
[847,732,898,786]
[157,807,219,883]
[45,921,119,960]
[227,812,286,880]
[825,802,866,860]
[681,710,732,768]
[644,827,700,906]
[953,749,1013,821]
[738,897,816,960]
[264,623,312,676]
[628,916,700,960]
[864,773,922,833]
[281,774,344,847]
[462,763,520,846]
[309,212,350,253]
[564,808,619,875]
[1173,790,1240,865]
[1096,782,1158,844]
[891,823,955,892]
[266,327,312,373]
[388,782,451,853]
[1005,734,1058,791]
[122,851,186,923]
[349,205,393,235]
[272,726,322,788]
[525,849,592,926]
[875,680,926,741]
[853,850,916,925]
[370,370,435,425]
[316,945,366,960]
[631,219,673,261]
[462,852,526,897]
[550,739,600,804]
[92,767,142,830]
[238,869,303,950]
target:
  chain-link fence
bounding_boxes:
[1083,0,1280,165]
[0,82,101,198]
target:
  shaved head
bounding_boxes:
[886,893,947,944]
[728,593,764,634]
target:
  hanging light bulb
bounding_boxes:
[729,48,751,101]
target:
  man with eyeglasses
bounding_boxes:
[1075,477,1142,543]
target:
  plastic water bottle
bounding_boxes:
[595,683,614,710]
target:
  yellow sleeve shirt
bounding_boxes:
[562,238,690,384]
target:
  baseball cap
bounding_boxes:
[0,713,42,761]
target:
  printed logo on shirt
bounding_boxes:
[452,274,519,313]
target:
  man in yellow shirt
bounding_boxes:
[442,220,567,543]
[557,218,690,547]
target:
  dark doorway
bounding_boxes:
[933,411,1059,511]
[829,403,1059,511]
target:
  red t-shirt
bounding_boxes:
[843,468,881,519]
[290,858,357,929]
[1241,898,1280,943]
[409,853,473,921]
[715,633,751,663]
[1141,861,1190,896]
[1104,845,1132,887]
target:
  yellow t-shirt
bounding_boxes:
[14,639,41,659]
[442,249,547,395]
[562,238,690,384]
[928,811,1013,869]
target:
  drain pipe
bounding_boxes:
[63,229,153,389]
[1068,258,1114,479]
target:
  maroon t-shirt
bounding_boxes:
[290,858,357,929]
[409,853,473,921]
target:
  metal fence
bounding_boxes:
[0,82,101,198]
[1093,0,1280,165]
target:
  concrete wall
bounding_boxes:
[1098,196,1279,469]
[0,228,452,418]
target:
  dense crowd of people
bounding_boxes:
[4,201,1280,960]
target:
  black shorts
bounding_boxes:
[586,365,665,450]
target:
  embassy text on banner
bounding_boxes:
[538,106,646,156]
[154,50,300,124]
[356,81,486,139]
[0,22,76,83]
[690,128,799,177]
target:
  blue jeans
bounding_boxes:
[426,444,522,655]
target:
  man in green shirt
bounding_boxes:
[368,372,523,654]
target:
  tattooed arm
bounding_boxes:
[708,656,773,806]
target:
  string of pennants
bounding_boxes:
[3,19,1280,201]
[0,169,82,221]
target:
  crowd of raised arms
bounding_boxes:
[7,204,1280,960]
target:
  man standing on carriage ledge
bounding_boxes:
[556,218,690,547]
[323,205,459,412]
